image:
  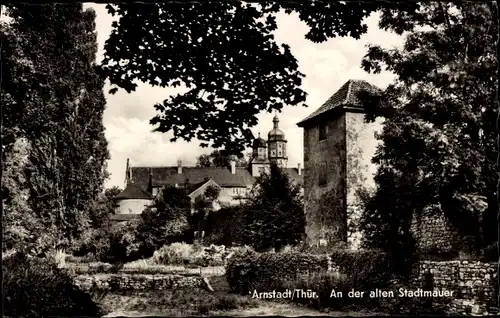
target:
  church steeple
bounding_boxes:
[267,113,288,167]
[252,131,267,161]
[273,114,279,129]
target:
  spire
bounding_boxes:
[273,112,279,129]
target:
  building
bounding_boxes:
[297,79,383,248]
[111,182,153,221]
[113,114,303,217]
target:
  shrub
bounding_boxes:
[276,271,374,310]
[2,252,105,317]
[152,242,194,265]
[480,242,498,262]
[460,235,477,257]
[70,227,112,261]
[330,248,394,292]
[151,243,253,267]
[226,249,329,294]
[103,220,147,263]
[202,206,246,246]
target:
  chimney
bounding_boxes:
[125,158,130,187]
[230,160,236,174]
[298,163,302,176]
[177,159,182,174]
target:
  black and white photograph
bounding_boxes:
[2,1,499,317]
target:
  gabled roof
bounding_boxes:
[188,178,221,199]
[114,183,152,200]
[297,79,381,127]
[130,166,303,192]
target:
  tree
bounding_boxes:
[196,150,249,168]
[104,186,122,201]
[241,163,304,251]
[2,4,109,251]
[2,138,41,252]
[192,185,221,236]
[358,2,498,260]
[98,1,422,154]
[133,186,192,256]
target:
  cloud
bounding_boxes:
[87,5,405,188]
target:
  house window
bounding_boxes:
[319,162,327,186]
[319,123,327,141]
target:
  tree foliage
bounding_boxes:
[2,138,41,252]
[133,186,193,256]
[241,163,304,251]
[98,1,419,154]
[359,2,498,256]
[196,149,249,168]
[2,4,109,252]
[104,186,122,201]
[191,185,221,236]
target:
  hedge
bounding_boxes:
[226,249,329,293]
[330,248,394,292]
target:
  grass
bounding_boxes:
[96,275,388,317]
[98,276,258,316]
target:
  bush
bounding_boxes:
[226,249,329,294]
[202,206,246,246]
[151,243,253,267]
[152,242,194,266]
[330,248,394,292]
[70,227,112,261]
[2,252,105,317]
[277,271,355,309]
[480,242,498,262]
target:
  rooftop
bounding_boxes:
[297,79,381,127]
[114,183,153,200]
[130,166,303,191]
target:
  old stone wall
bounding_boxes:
[412,260,498,315]
[74,273,202,291]
[303,114,347,247]
[410,205,460,253]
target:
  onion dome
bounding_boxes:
[253,132,267,148]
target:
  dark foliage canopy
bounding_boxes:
[98,1,417,154]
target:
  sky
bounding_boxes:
[51,5,408,188]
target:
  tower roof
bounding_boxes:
[114,183,152,200]
[268,113,286,141]
[297,79,381,127]
[253,132,267,148]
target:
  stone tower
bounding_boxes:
[267,114,288,167]
[297,79,383,248]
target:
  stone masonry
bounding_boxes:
[74,273,203,291]
[412,260,498,315]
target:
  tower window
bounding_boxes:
[319,162,327,186]
[319,123,327,141]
